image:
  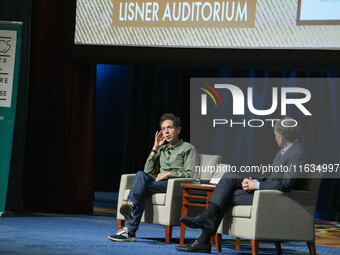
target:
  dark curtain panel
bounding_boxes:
[23,0,95,214]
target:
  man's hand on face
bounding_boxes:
[153,131,165,151]
[156,172,171,181]
[242,177,258,192]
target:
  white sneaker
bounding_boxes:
[108,227,136,242]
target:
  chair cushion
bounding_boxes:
[123,189,166,205]
[226,206,252,218]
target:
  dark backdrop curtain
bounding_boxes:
[23,0,95,214]
[95,66,340,220]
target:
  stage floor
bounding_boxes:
[93,207,340,249]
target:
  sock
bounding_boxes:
[127,201,135,209]
[197,231,210,244]
[203,202,220,219]
[125,226,135,236]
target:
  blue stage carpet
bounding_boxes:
[0,216,339,254]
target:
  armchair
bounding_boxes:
[116,154,221,243]
[215,176,322,255]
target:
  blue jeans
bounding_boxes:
[126,171,168,233]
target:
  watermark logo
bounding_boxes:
[199,83,223,115]
[200,84,312,116]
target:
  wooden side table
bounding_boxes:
[180,183,222,252]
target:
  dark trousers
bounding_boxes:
[208,173,254,234]
[126,171,168,233]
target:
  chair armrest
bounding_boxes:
[251,190,318,241]
[252,190,318,219]
[117,174,136,213]
[166,178,194,202]
[119,174,136,189]
[165,178,210,203]
[165,178,196,224]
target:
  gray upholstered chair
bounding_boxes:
[116,154,221,243]
[215,176,322,255]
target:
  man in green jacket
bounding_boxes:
[108,113,199,242]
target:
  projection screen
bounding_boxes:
[74,0,340,49]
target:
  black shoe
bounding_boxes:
[180,214,214,234]
[120,201,134,220]
[175,240,211,253]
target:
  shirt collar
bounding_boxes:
[281,140,297,155]
[167,139,183,150]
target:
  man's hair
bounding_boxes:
[274,117,299,143]
[159,113,181,128]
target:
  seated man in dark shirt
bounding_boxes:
[176,117,307,253]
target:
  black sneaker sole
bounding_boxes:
[120,203,134,220]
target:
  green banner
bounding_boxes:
[0,22,22,212]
